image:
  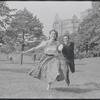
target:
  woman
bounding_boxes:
[22,30,68,90]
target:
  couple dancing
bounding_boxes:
[22,29,75,90]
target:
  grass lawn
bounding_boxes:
[0,54,100,99]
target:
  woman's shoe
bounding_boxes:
[67,79,70,86]
[66,77,70,86]
[47,83,51,90]
[28,72,32,76]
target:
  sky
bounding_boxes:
[7,1,92,37]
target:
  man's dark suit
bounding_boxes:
[62,42,75,73]
[60,42,75,85]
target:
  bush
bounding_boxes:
[83,51,97,58]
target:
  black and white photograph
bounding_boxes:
[0,0,100,99]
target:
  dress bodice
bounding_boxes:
[44,41,59,55]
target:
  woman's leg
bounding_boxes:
[28,67,35,76]
[47,82,52,90]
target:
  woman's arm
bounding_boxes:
[25,39,36,43]
[22,41,47,54]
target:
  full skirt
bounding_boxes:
[29,54,69,84]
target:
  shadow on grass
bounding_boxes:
[74,82,100,89]
[0,62,36,65]
[75,70,83,72]
[76,63,87,65]
[0,62,20,64]
[0,60,39,65]
[0,68,31,73]
[53,87,97,94]
[84,82,100,89]
[0,59,8,61]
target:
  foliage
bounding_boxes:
[0,44,15,55]
[74,2,100,57]
[5,8,46,52]
[7,8,44,40]
[0,1,16,30]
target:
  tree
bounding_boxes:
[0,1,16,49]
[7,8,44,42]
[0,1,16,30]
[75,2,100,57]
[6,8,44,64]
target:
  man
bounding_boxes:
[59,34,75,85]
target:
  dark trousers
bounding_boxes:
[60,56,75,85]
[67,58,75,73]
[63,61,70,84]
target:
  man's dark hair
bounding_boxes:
[63,34,70,39]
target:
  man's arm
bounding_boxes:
[74,43,79,54]
[58,44,63,52]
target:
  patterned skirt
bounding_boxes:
[29,54,68,84]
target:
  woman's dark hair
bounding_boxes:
[49,29,58,41]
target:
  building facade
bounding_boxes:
[53,14,80,36]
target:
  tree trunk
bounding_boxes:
[20,31,25,65]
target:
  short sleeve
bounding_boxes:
[58,44,63,51]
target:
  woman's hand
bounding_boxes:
[20,51,26,55]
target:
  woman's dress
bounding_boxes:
[29,41,68,84]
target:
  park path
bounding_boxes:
[0,55,100,98]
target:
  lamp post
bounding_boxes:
[85,41,89,53]
[20,28,28,65]
[20,30,25,65]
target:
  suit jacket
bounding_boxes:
[62,42,74,59]
[62,42,75,73]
